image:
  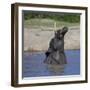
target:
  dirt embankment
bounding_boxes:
[24,26,80,51]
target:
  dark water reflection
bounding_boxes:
[46,64,65,75]
[22,50,80,78]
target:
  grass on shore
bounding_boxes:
[24,18,80,30]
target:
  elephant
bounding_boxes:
[44,27,68,65]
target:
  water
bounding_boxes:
[22,50,80,78]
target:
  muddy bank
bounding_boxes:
[24,27,80,51]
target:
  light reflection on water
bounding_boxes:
[22,50,80,78]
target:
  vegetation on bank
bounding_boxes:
[24,11,80,23]
[23,11,80,29]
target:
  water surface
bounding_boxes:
[22,50,80,78]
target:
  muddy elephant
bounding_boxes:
[44,27,68,65]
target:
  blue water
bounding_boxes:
[22,50,80,78]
